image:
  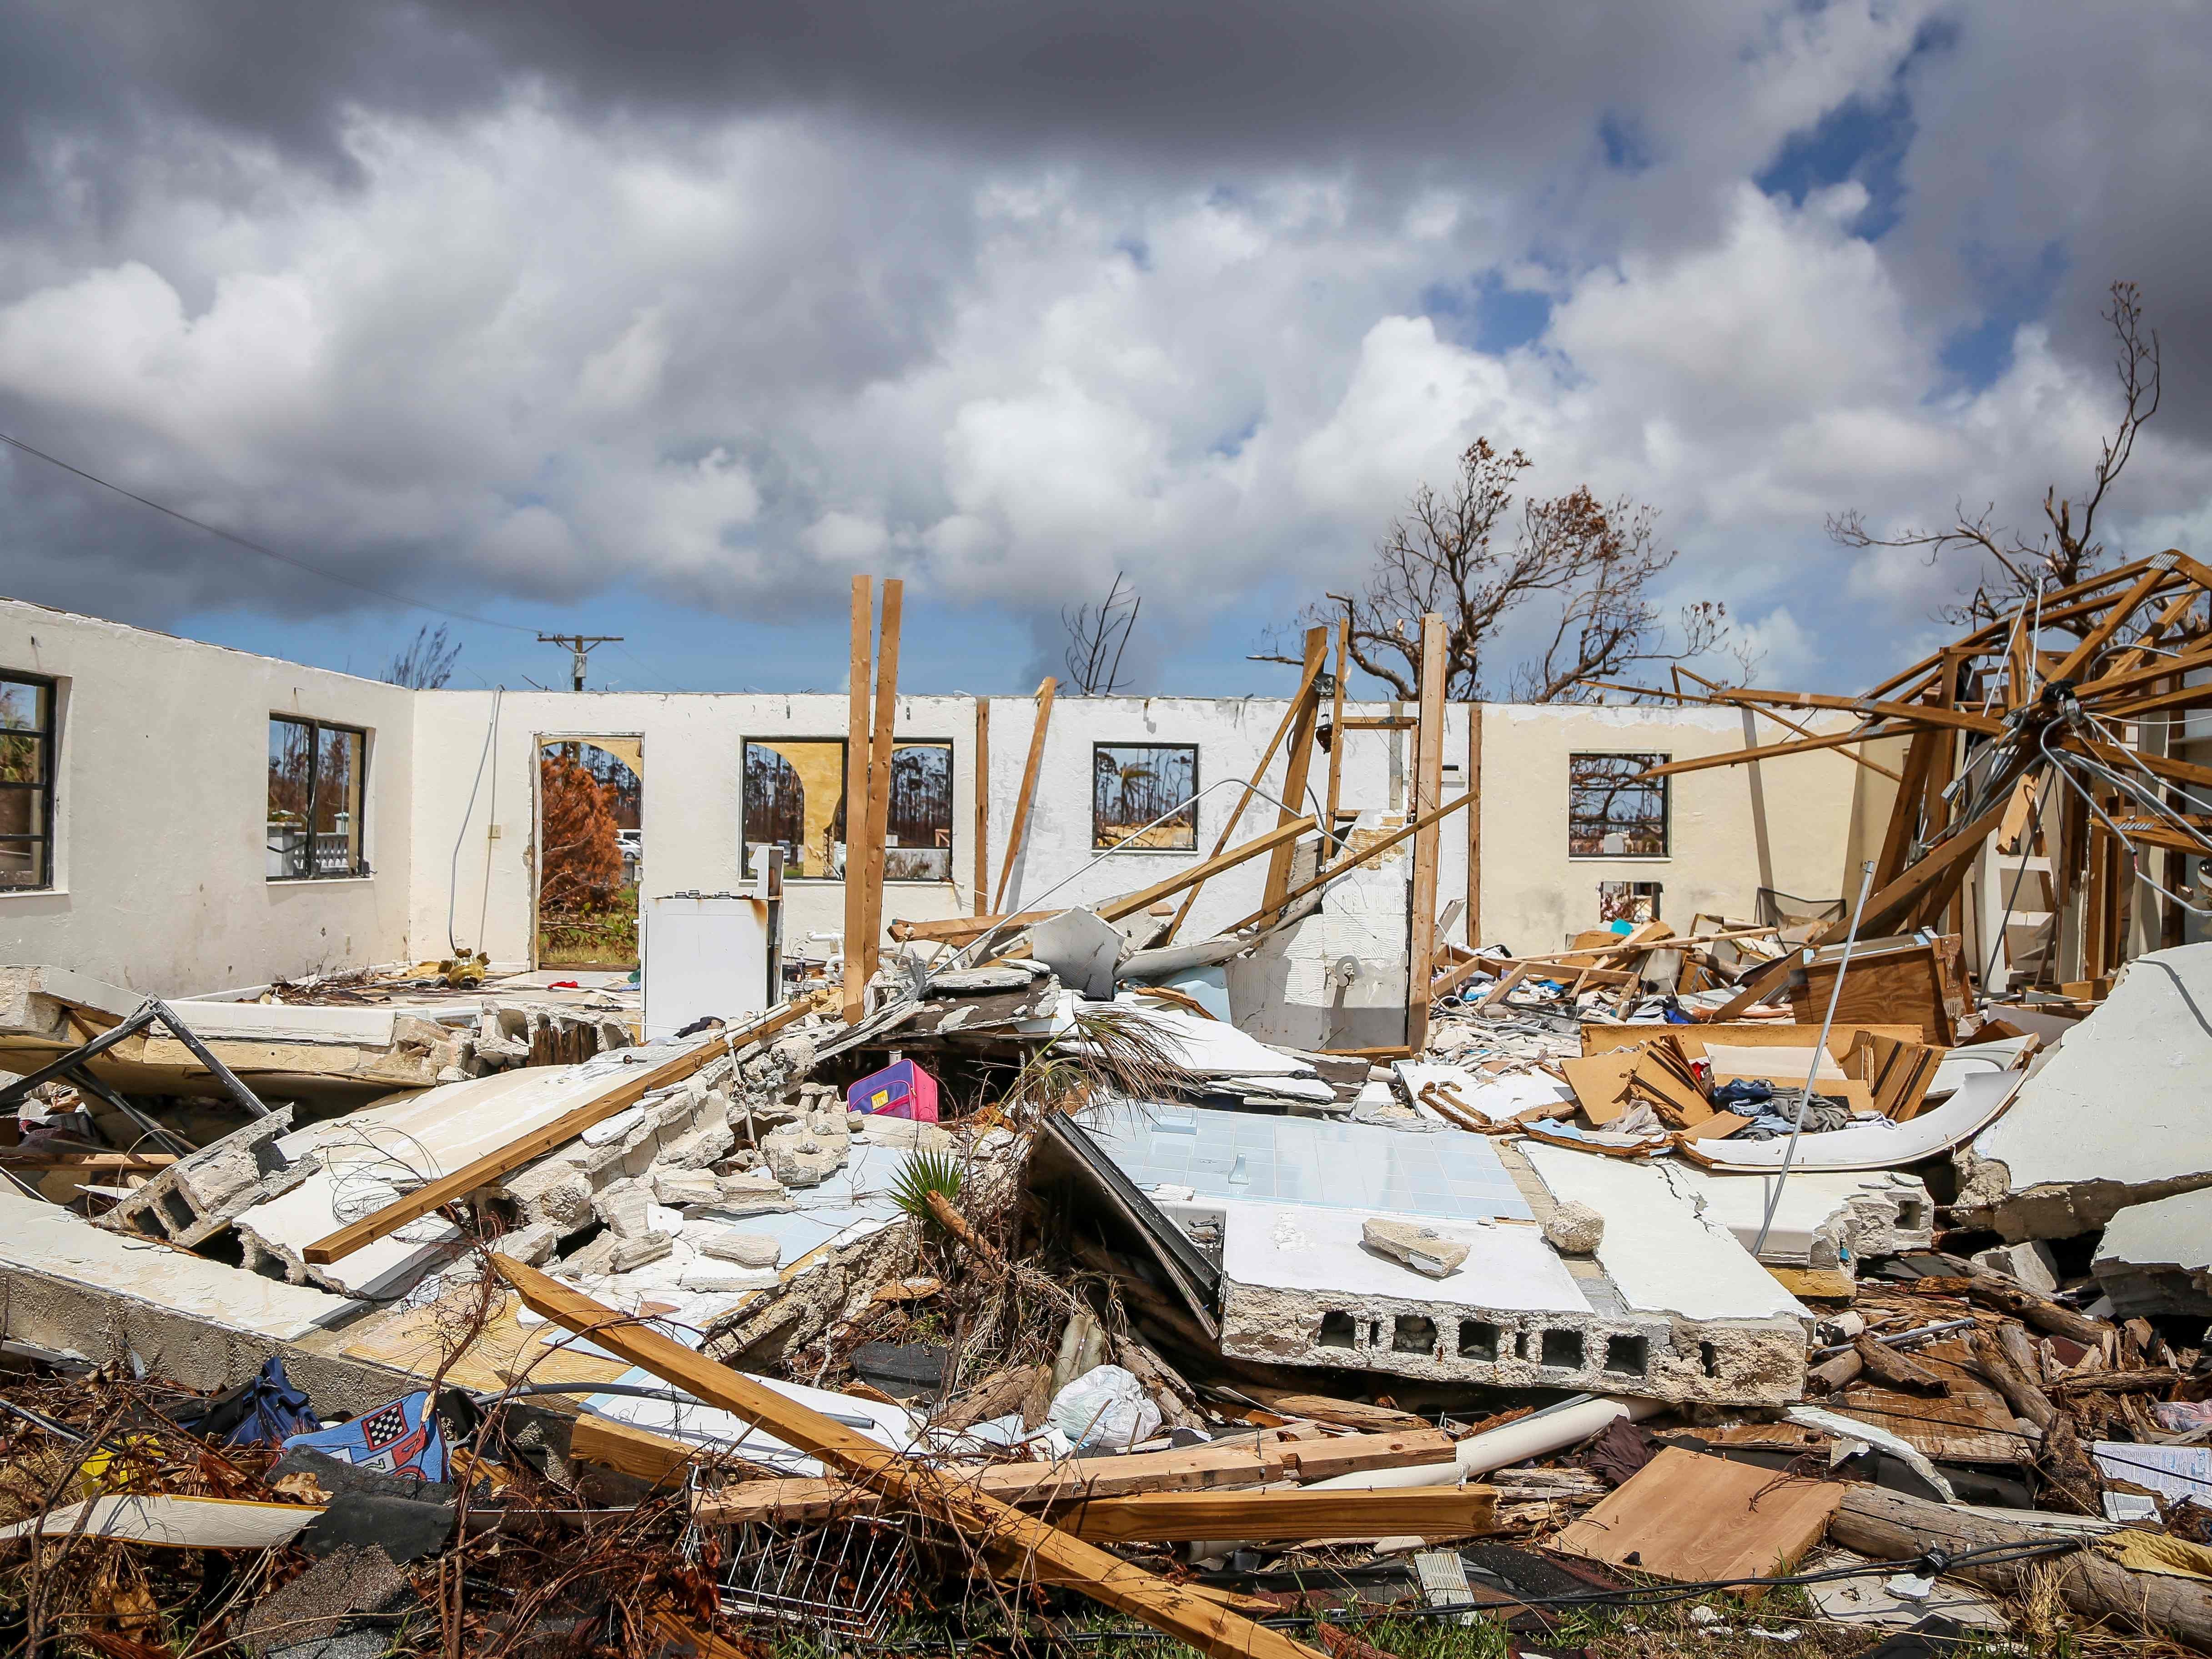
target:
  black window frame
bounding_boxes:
[1567,752,1670,860]
[739,736,955,885]
[1092,741,1200,853]
[266,715,372,881]
[0,669,56,893]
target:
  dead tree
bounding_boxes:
[1063,573,1141,695]
[1831,281,2162,636]
[383,622,462,689]
[1262,437,1739,700]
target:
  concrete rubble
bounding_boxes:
[18,634,2212,1654]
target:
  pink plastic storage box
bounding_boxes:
[847,1057,939,1122]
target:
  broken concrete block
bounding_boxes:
[96,1106,304,1248]
[608,1232,673,1272]
[699,1230,781,1269]
[651,1169,722,1207]
[489,1222,560,1266]
[1973,1240,2061,1295]
[1362,1218,1470,1278]
[1543,1202,1605,1256]
[2093,1188,2212,1318]
[762,1122,847,1188]
[592,1181,653,1239]
[857,1115,952,1153]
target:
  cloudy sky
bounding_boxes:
[0,1,2208,697]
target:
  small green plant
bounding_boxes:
[888,1149,965,1222]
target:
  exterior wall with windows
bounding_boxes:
[0,598,415,991]
[1474,703,1869,954]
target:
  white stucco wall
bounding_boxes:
[0,598,1869,1000]
[1474,703,1864,953]
[0,598,416,992]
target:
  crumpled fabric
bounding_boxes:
[2155,1400,2212,1433]
[2096,1529,2212,1581]
[172,1357,320,1448]
[1734,1093,1855,1140]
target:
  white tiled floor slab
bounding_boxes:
[1074,1101,1532,1221]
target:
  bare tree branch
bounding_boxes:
[1062,573,1142,694]
[1264,437,1742,701]
[1830,280,2162,636]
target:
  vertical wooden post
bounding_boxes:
[1322,619,1348,853]
[993,678,1056,914]
[1464,701,1483,950]
[860,579,904,984]
[1259,627,1329,912]
[1406,614,1447,1053]
[972,697,990,917]
[842,578,874,1023]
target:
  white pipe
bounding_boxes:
[1301,1393,1669,1491]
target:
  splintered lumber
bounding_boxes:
[972,697,990,915]
[843,576,875,1021]
[692,1429,1453,1524]
[568,1413,709,1487]
[1060,1486,1497,1544]
[894,816,1314,947]
[1554,1448,1840,1599]
[1226,788,1472,935]
[1166,627,1329,942]
[1261,626,1332,916]
[302,998,819,1265]
[1234,1388,1430,1433]
[493,1259,1327,1659]
[860,576,905,983]
[1828,1483,2212,1650]
[1406,614,1447,1052]
[992,677,1056,913]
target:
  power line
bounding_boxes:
[0,428,540,635]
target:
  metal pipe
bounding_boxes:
[0,1003,159,1111]
[146,999,272,1120]
[1753,858,1876,1257]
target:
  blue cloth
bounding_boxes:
[282,1390,447,1483]
[176,1357,319,1448]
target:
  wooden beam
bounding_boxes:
[991,678,1056,914]
[1637,722,1897,779]
[1059,1486,1496,1545]
[1406,615,1447,1053]
[1164,637,1329,942]
[860,578,904,985]
[842,576,874,1023]
[893,818,1317,947]
[1465,702,1483,947]
[1224,788,1472,935]
[492,1259,1328,1659]
[1673,668,1904,783]
[1871,728,1944,890]
[1714,689,2002,737]
[303,998,820,1265]
[1323,618,1348,850]
[1818,797,2011,945]
[1259,626,1331,915]
[2049,557,2176,684]
[972,696,990,916]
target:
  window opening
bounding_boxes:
[1093,743,1197,851]
[1597,880,1663,924]
[741,738,952,882]
[0,672,55,891]
[1568,752,1669,857]
[266,716,367,880]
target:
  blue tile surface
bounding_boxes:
[1075,1102,1531,1222]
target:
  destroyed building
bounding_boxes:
[12,572,2212,1658]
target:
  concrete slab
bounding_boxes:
[1662,1166,1934,1271]
[1960,946,2212,1240]
[2094,1187,2212,1318]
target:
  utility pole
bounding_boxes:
[537,633,623,692]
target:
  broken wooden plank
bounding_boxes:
[1060,1486,1497,1544]
[1165,627,1329,942]
[991,676,1056,914]
[1554,1447,1840,1598]
[1260,625,1331,917]
[859,577,904,986]
[1225,789,1473,935]
[843,575,875,1023]
[1324,618,1349,848]
[494,1259,1327,1659]
[568,1413,709,1487]
[972,694,990,916]
[303,998,820,1265]
[1406,614,1447,1054]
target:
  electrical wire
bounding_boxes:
[0,428,539,635]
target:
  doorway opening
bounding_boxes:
[536,736,643,970]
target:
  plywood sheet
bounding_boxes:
[1554,1448,1840,1596]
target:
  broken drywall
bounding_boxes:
[1663,1166,1934,1272]
[1957,945,2212,1241]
